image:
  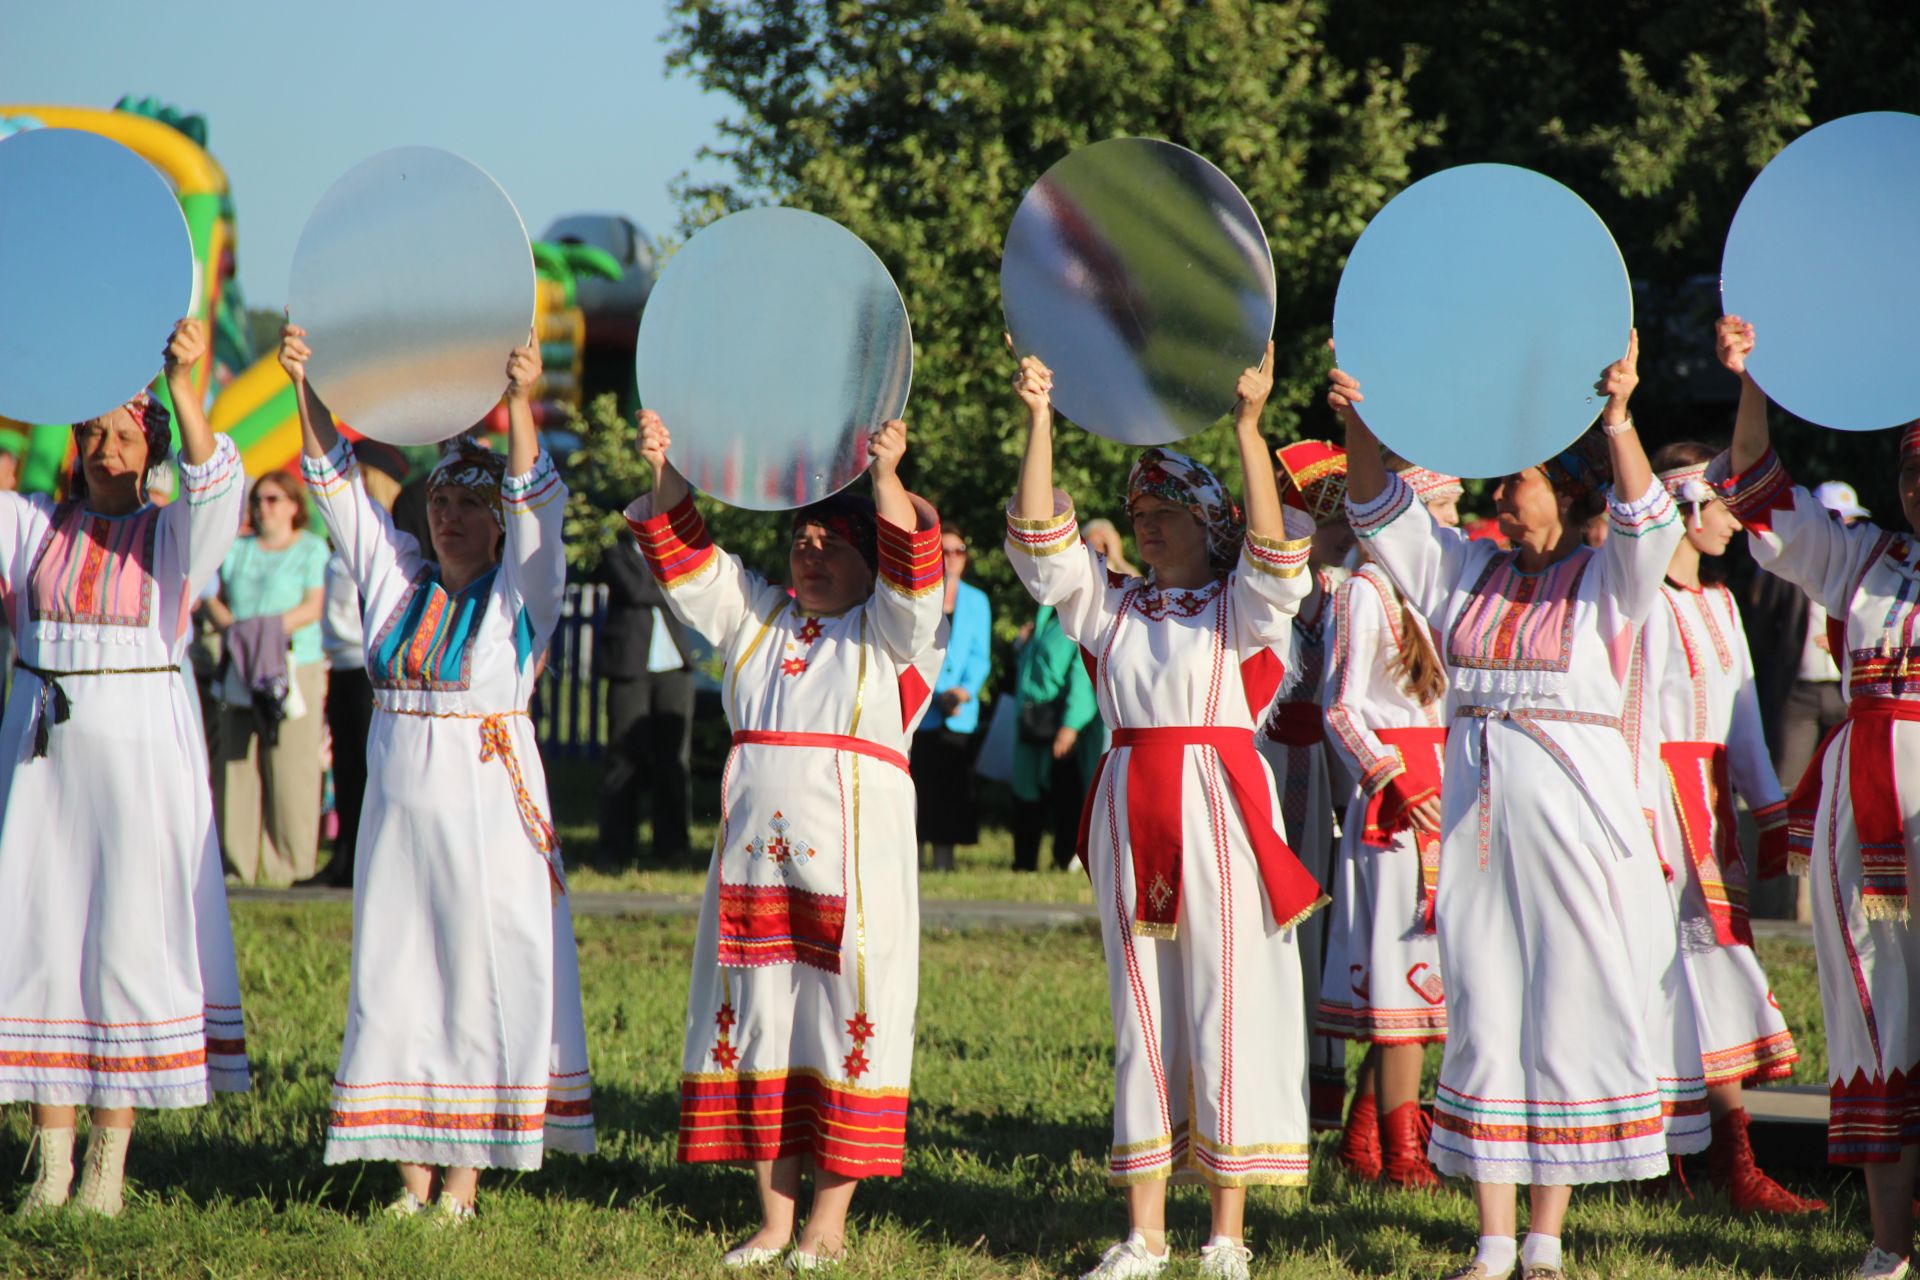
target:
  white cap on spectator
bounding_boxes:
[1813,480,1869,521]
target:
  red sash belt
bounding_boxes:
[1363,725,1447,933]
[1075,726,1325,937]
[1659,740,1749,946]
[1264,701,1326,747]
[1787,696,1920,922]
[731,730,911,774]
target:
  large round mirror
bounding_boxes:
[1001,138,1275,447]
[0,128,193,426]
[288,147,533,445]
[635,207,912,511]
[1333,163,1631,479]
[1722,112,1920,432]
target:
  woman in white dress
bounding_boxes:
[1709,315,1920,1280]
[4,319,249,1217]
[1317,462,1459,1190]
[282,324,593,1221]
[1330,333,1706,1280]
[1635,440,1820,1216]
[627,409,946,1270]
[1008,346,1323,1280]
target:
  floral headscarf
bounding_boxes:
[1541,428,1611,500]
[1126,446,1244,573]
[427,434,507,529]
[793,491,879,575]
[1901,422,1920,462]
[69,390,172,492]
[1398,464,1464,506]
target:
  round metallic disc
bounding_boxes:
[1333,164,1631,480]
[635,207,912,511]
[0,128,192,425]
[288,147,533,445]
[1722,112,1920,432]
[1001,138,1276,446]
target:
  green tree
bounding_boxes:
[667,0,1435,639]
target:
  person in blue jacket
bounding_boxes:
[913,530,991,869]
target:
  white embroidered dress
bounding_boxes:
[303,440,594,1170]
[626,492,946,1179]
[1715,448,1920,1162]
[1006,497,1322,1187]
[1317,563,1449,1045]
[1634,580,1798,1087]
[1348,472,1707,1183]
[0,437,249,1106]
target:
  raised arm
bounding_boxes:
[864,418,946,665]
[1235,342,1284,542]
[1599,330,1653,509]
[1011,347,1057,521]
[1002,353,1112,646]
[163,319,216,467]
[499,337,568,639]
[281,320,340,461]
[505,333,541,478]
[1329,341,1388,506]
[1594,330,1683,624]
[1719,316,1771,475]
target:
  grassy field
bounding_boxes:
[0,898,1865,1279]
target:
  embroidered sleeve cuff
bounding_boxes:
[299,437,357,499]
[626,492,717,588]
[1006,492,1080,558]
[1360,755,1406,796]
[502,451,565,516]
[1708,447,1795,533]
[1607,474,1679,538]
[878,502,942,598]
[181,434,242,505]
[1346,473,1413,539]
[1242,529,1311,579]
[1752,799,1788,831]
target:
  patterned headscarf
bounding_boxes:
[1398,465,1464,506]
[428,434,507,529]
[1541,428,1612,500]
[792,491,879,574]
[1126,446,1244,573]
[1901,422,1920,462]
[69,390,173,490]
[1658,460,1715,530]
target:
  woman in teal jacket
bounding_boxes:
[1010,605,1104,871]
[913,532,992,868]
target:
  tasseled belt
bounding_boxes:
[1787,696,1920,923]
[14,662,180,759]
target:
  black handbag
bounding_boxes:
[1016,692,1065,744]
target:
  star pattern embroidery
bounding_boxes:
[711,1002,739,1070]
[781,656,809,677]
[797,617,825,645]
[744,812,815,878]
[1147,873,1175,915]
[843,1010,876,1081]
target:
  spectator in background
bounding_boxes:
[914,531,991,871]
[302,441,408,888]
[1009,604,1103,871]
[597,526,695,866]
[205,471,330,884]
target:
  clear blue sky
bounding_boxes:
[0,0,734,310]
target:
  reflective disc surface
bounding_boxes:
[288,147,533,444]
[1333,164,1632,479]
[1722,112,1920,431]
[1001,138,1275,446]
[635,207,912,511]
[0,128,192,425]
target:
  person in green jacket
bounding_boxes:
[1009,604,1105,871]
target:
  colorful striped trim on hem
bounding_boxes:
[1346,475,1413,538]
[877,514,942,597]
[1242,530,1311,579]
[1313,1000,1447,1043]
[1829,1066,1920,1163]
[1005,504,1079,557]
[629,494,718,588]
[1700,1030,1798,1086]
[679,1067,908,1179]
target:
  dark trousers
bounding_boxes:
[1011,754,1086,872]
[600,670,694,863]
[320,665,373,886]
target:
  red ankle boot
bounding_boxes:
[1707,1107,1826,1214]
[1380,1101,1441,1189]
[1337,1091,1382,1180]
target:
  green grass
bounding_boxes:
[1,910,1859,1278]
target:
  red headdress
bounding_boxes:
[1274,440,1348,524]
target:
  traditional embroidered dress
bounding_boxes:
[1633,578,1798,1087]
[303,440,594,1170]
[627,490,946,1179]
[1713,444,1920,1162]
[1316,563,1448,1046]
[0,437,250,1106]
[1255,570,1345,1126]
[1348,471,1708,1183]
[1008,493,1324,1187]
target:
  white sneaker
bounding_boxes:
[1081,1233,1170,1279]
[722,1242,784,1268]
[381,1190,429,1220]
[1199,1237,1253,1280]
[1855,1246,1912,1280]
[428,1192,475,1227]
